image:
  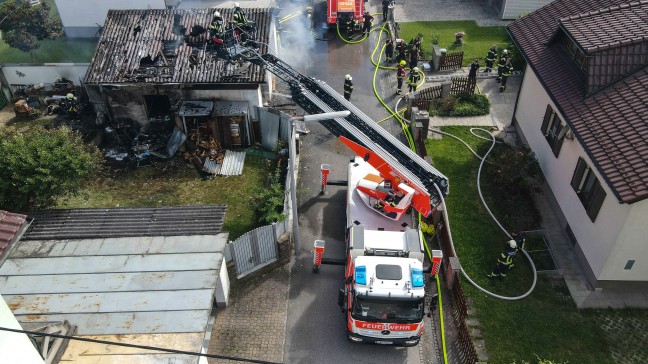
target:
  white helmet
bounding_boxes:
[234,2,240,7]
[345,74,352,80]
[413,67,419,72]
[503,49,508,54]
[214,11,220,17]
[508,240,517,249]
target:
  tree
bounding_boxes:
[0,126,102,212]
[0,0,63,53]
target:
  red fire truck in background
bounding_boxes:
[327,0,364,27]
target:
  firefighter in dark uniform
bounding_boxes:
[208,11,224,42]
[407,67,421,93]
[487,239,518,278]
[484,44,497,73]
[496,49,509,82]
[500,59,512,92]
[385,37,394,63]
[362,11,373,36]
[396,60,406,94]
[344,74,353,100]
[343,13,355,40]
[395,39,406,64]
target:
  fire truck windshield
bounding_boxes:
[352,296,424,323]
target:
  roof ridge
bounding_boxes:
[560,0,648,22]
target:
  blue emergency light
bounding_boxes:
[411,268,424,287]
[355,266,367,285]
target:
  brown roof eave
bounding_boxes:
[507,26,628,204]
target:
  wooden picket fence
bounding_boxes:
[413,77,475,111]
[450,76,476,95]
[438,51,464,71]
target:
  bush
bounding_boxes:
[430,93,490,116]
[253,141,288,224]
[430,33,440,45]
[0,126,101,212]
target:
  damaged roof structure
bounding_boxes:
[85,8,272,85]
[84,8,277,126]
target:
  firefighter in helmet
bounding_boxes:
[208,11,225,41]
[343,74,353,101]
[487,239,518,278]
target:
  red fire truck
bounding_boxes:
[332,137,442,346]
[327,0,364,27]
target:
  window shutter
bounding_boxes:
[541,105,552,134]
[571,157,587,191]
[586,181,606,221]
[552,132,565,157]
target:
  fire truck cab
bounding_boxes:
[327,0,364,27]
[339,156,434,346]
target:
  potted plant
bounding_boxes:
[454,31,465,45]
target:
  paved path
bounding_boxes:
[207,265,290,364]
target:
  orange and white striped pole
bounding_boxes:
[313,240,325,273]
[320,164,330,195]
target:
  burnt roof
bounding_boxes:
[24,205,226,240]
[509,0,648,204]
[84,8,272,85]
[559,1,648,53]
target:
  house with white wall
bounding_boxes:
[508,0,648,290]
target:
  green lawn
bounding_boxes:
[56,155,274,240]
[425,126,641,363]
[398,21,509,66]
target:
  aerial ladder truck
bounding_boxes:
[217,26,450,346]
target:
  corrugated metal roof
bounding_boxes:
[0,211,28,259]
[219,150,246,176]
[24,205,226,240]
[508,0,648,204]
[214,101,250,115]
[0,233,227,337]
[84,8,272,84]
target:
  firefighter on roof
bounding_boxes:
[209,11,224,40]
[487,239,518,278]
[344,74,353,101]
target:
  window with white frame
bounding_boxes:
[570,157,606,222]
[540,105,566,157]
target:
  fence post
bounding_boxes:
[440,81,452,98]
[445,256,461,288]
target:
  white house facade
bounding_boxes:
[515,67,648,289]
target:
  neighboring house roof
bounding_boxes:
[84,8,272,84]
[24,205,226,240]
[508,0,648,204]
[0,211,28,259]
[0,233,228,362]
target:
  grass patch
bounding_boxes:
[398,21,509,66]
[56,155,273,240]
[425,126,616,363]
[429,93,490,116]
[0,37,97,63]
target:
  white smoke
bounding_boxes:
[277,2,316,68]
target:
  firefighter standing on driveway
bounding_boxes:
[362,11,373,35]
[487,239,518,278]
[484,44,497,73]
[496,49,509,82]
[385,37,394,63]
[500,59,513,92]
[407,67,421,93]
[344,74,353,100]
[396,60,406,94]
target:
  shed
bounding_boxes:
[83,8,278,148]
[0,205,229,363]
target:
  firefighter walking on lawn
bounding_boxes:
[344,74,353,100]
[396,60,406,94]
[487,239,518,278]
[484,44,497,73]
[407,67,421,93]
